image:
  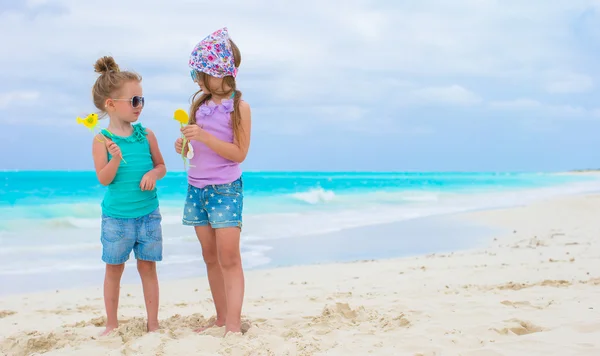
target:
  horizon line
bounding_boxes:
[0,169,588,174]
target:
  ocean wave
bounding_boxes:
[290,187,336,204]
[1,187,441,230]
[0,235,200,256]
[288,187,442,206]
[0,244,272,276]
[240,178,600,242]
[0,243,99,256]
[2,177,600,279]
[45,217,99,229]
[2,178,600,237]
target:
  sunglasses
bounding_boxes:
[112,96,145,108]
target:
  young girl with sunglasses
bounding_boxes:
[174,27,251,335]
[90,56,167,336]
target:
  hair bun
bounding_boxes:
[94,56,120,74]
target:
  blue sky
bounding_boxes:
[1,0,600,172]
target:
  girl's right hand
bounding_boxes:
[175,138,183,154]
[105,139,122,160]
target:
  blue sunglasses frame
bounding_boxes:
[112,95,145,108]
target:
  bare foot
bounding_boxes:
[100,325,117,336]
[147,322,160,333]
[224,321,241,335]
[194,319,225,333]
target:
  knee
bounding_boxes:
[105,263,125,278]
[137,260,156,275]
[202,248,219,267]
[218,249,241,270]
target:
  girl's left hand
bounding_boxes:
[182,124,211,143]
[140,172,157,191]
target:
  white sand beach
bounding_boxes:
[1,193,599,355]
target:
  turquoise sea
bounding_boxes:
[1,170,599,295]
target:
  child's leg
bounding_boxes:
[100,215,136,336]
[137,260,159,331]
[215,227,244,334]
[181,184,225,332]
[103,263,125,335]
[204,177,245,334]
[133,208,163,332]
[194,225,227,331]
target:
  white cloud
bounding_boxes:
[489,98,600,118]
[489,99,542,109]
[0,0,598,132]
[543,71,594,93]
[2,0,596,77]
[311,105,367,122]
[410,85,482,106]
[0,91,40,109]
[26,0,51,7]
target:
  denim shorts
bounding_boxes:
[100,207,163,265]
[182,177,243,229]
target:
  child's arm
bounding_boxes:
[146,129,167,179]
[92,134,121,186]
[182,102,252,163]
[140,128,166,191]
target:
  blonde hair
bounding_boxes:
[91,56,142,116]
[189,40,243,143]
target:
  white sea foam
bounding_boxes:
[2,177,600,281]
[241,178,600,241]
[290,187,336,204]
[0,243,272,276]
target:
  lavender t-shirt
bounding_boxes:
[187,99,241,188]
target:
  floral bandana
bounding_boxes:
[189,27,238,78]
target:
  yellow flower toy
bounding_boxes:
[173,109,188,125]
[76,113,126,164]
[76,113,99,131]
[173,109,194,168]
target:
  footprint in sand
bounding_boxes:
[492,319,545,336]
[491,279,571,291]
[327,291,353,300]
[307,302,411,334]
[66,316,117,328]
[0,310,16,318]
[500,300,546,310]
[582,278,600,286]
[1,329,85,356]
[539,279,571,287]
[312,302,365,323]
[283,329,304,340]
[494,282,530,291]
[527,237,547,248]
[5,313,248,356]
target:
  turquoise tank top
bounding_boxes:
[100,124,159,218]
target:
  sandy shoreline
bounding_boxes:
[1,194,600,355]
